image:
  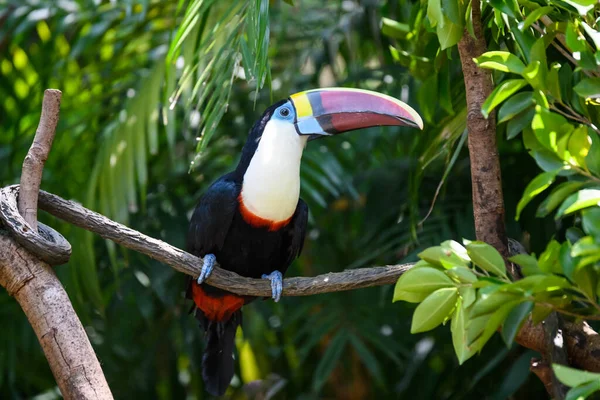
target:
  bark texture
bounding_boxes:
[18,89,62,232]
[0,232,113,399]
[0,88,112,399]
[457,1,511,273]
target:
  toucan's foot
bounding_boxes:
[261,270,283,302]
[197,254,216,284]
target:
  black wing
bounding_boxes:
[279,198,309,274]
[187,175,239,257]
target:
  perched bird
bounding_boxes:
[186,87,423,396]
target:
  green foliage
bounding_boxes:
[393,4,600,396]
[2,0,599,398]
[554,364,600,400]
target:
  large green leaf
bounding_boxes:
[394,267,455,303]
[411,287,458,333]
[556,189,600,217]
[474,51,526,74]
[466,241,508,279]
[516,169,560,220]
[481,80,528,118]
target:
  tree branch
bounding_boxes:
[457,1,511,274]
[18,89,62,231]
[457,0,600,381]
[0,90,113,400]
[33,188,413,297]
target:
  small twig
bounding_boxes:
[18,89,62,231]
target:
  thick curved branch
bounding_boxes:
[0,89,113,400]
[35,189,413,297]
[18,89,61,231]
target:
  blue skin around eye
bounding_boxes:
[273,102,296,121]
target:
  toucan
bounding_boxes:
[186,87,423,396]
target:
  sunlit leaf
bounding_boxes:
[411,287,458,333]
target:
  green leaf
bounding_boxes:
[560,241,578,281]
[447,267,478,283]
[451,298,477,364]
[523,61,545,90]
[467,241,508,278]
[566,22,587,52]
[568,126,592,167]
[473,300,522,352]
[574,266,597,300]
[553,364,600,388]
[411,288,458,333]
[428,0,444,27]
[471,291,522,317]
[572,236,600,257]
[488,0,519,18]
[587,131,600,176]
[442,0,462,25]
[419,246,469,268]
[509,253,541,276]
[501,301,533,346]
[582,208,600,237]
[520,6,553,30]
[482,79,528,118]
[506,107,535,140]
[498,91,533,123]
[538,240,562,274]
[381,18,410,39]
[531,106,570,153]
[459,287,477,307]
[437,17,463,50]
[530,149,569,173]
[574,78,600,100]
[394,267,455,303]
[537,181,586,218]
[556,189,600,217]
[516,169,560,220]
[565,380,600,400]
[474,51,526,74]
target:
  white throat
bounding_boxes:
[241,119,308,222]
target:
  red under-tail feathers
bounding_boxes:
[191,283,245,396]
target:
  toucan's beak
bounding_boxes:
[289,87,423,139]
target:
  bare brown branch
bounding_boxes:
[0,89,113,400]
[33,189,413,297]
[0,232,112,399]
[18,89,62,231]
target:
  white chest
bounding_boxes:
[240,120,307,222]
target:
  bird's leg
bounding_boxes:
[197,254,217,284]
[261,270,283,302]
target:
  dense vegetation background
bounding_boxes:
[1,0,599,398]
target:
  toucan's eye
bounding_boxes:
[279,107,291,118]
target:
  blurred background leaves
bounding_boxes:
[0,0,548,398]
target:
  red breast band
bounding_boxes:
[238,194,292,231]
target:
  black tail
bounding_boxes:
[195,309,242,396]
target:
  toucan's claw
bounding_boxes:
[262,270,283,302]
[197,254,216,284]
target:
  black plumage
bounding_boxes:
[186,102,309,396]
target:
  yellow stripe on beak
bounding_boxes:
[290,92,313,118]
